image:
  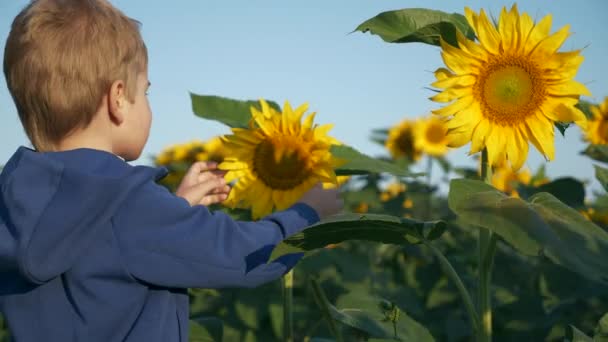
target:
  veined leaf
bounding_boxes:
[595,165,608,192]
[332,145,421,178]
[449,179,608,285]
[190,94,280,128]
[270,213,446,261]
[354,8,475,47]
[582,145,608,164]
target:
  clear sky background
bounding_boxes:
[1,1,607,194]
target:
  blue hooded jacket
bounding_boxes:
[0,146,318,341]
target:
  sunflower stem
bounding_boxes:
[478,149,496,342]
[310,277,344,342]
[283,270,294,342]
[423,240,479,334]
[426,156,433,220]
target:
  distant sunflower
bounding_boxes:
[385,119,422,161]
[491,162,548,197]
[414,116,450,157]
[194,137,226,163]
[583,97,608,145]
[220,100,344,218]
[431,4,589,170]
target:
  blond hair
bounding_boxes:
[3,0,148,151]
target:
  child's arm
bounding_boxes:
[112,179,327,289]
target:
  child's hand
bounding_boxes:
[298,183,344,220]
[175,161,231,206]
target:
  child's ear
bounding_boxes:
[108,80,127,126]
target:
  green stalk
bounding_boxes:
[283,270,294,342]
[424,241,479,334]
[310,278,343,342]
[478,149,497,342]
[426,156,433,220]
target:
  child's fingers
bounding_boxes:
[181,178,226,205]
[190,161,219,172]
[179,162,218,187]
[197,170,226,183]
[199,193,229,206]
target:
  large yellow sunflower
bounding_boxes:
[583,97,608,145]
[385,119,422,161]
[220,100,344,219]
[414,116,450,157]
[431,4,590,170]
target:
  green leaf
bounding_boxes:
[595,165,608,192]
[189,317,223,342]
[594,312,608,341]
[269,214,446,262]
[555,122,570,137]
[332,145,421,177]
[566,325,593,342]
[190,94,281,128]
[518,177,585,208]
[449,179,608,285]
[577,100,597,120]
[336,290,435,342]
[582,145,608,164]
[354,8,475,47]
[330,308,393,339]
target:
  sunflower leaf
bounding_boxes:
[555,122,570,137]
[332,145,421,177]
[190,94,281,128]
[576,100,597,120]
[566,325,593,342]
[449,178,608,285]
[583,145,608,164]
[517,177,585,209]
[595,165,608,193]
[353,8,475,47]
[268,213,446,262]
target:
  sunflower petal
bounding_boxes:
[524,14,552,53]
[476,9,501,55]
[547,80,591,97]
[531,24,571,59]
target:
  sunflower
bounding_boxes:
[431,4,590,170]
[379,182,407,202]
[491,162,548,197]
[194,137,226,163]
[414,116,450,157]
[583,97,608,145]
[220,100,344,219]
[385,119,422,161]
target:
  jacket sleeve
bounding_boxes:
[112,181,319,289]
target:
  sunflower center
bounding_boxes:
[477,57,545,126]
[425,123,446,144]
[396,129,416,158]
[253,139,311,190]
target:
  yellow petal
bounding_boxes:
[499,6,516,52]
[470,118,491,153]
[432,96,475,116]
[476,9,501,55]
[525,115,555,160]
[524,14,552,54]
[434,67,454,81]
[547,80,591,97]
[530,24,571,59]
[447,128,471,148]
[432,74,476,89]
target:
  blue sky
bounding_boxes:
[1,0,607,193]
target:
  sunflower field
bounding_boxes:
[3,3,608,342]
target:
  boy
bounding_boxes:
[0,1,343,341]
